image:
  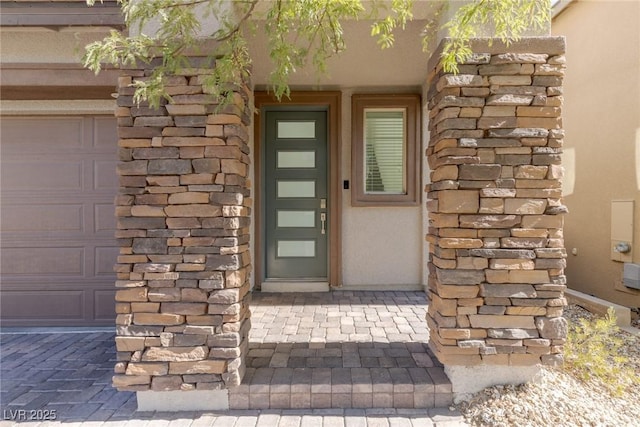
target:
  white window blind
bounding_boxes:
[364,109,406,194]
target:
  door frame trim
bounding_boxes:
[254,91,342,289]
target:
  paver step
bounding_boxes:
[234,291,454,410]
[229,366,453,409]
[229,341,453,410]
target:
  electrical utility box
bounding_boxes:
[623,263,640,290]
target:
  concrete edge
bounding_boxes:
[336,284,424,292]
[445,365,541,403]
[137,390,229,412]
[565,288,631,327]
[261,282,330,292]
[620,326,640,337]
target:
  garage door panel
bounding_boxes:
[1,117,85,152]
[94,160,119,190]
[1,160,84,191]
[94,290,117,320]
[95,246,119,276]
[0,204,105,239]
[95,203,117,235]
[1,247,85,276]
[94,117,119,149]
[2,203,85,232]
[0,291,85,320]
[2,280,116,289]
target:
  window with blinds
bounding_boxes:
[364,109,406,194]
[351,94,420,206]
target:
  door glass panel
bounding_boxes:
[277,180,315,198]
[277,210,315,228]
[277,151,316,168]
[277,240,316,257]
[277,121,316,139]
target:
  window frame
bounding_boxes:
[351,94,421,206]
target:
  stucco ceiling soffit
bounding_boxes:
[248,0,445,21]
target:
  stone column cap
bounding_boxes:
[427,36,567,74]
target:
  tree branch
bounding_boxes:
[213,0,258,43]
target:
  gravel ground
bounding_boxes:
[456,305,640,427]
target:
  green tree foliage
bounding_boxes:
[84,0,550,108]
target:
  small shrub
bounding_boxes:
[564,307,639,396]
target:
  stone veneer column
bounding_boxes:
[425,37,567,397]
[112,59,252,411]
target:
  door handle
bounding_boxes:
[320,212,326,235]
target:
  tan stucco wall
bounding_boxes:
[339,88,423,289]
[0,28,112,63]
[552,0,640,308]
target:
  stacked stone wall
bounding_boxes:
[112,60,252,392]
[425,38,568,367]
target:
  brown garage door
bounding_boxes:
[1,116,118,326]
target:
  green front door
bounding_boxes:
[264,110,328,280]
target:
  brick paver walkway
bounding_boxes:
[231,292,452,409]
[0,291,467,426]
